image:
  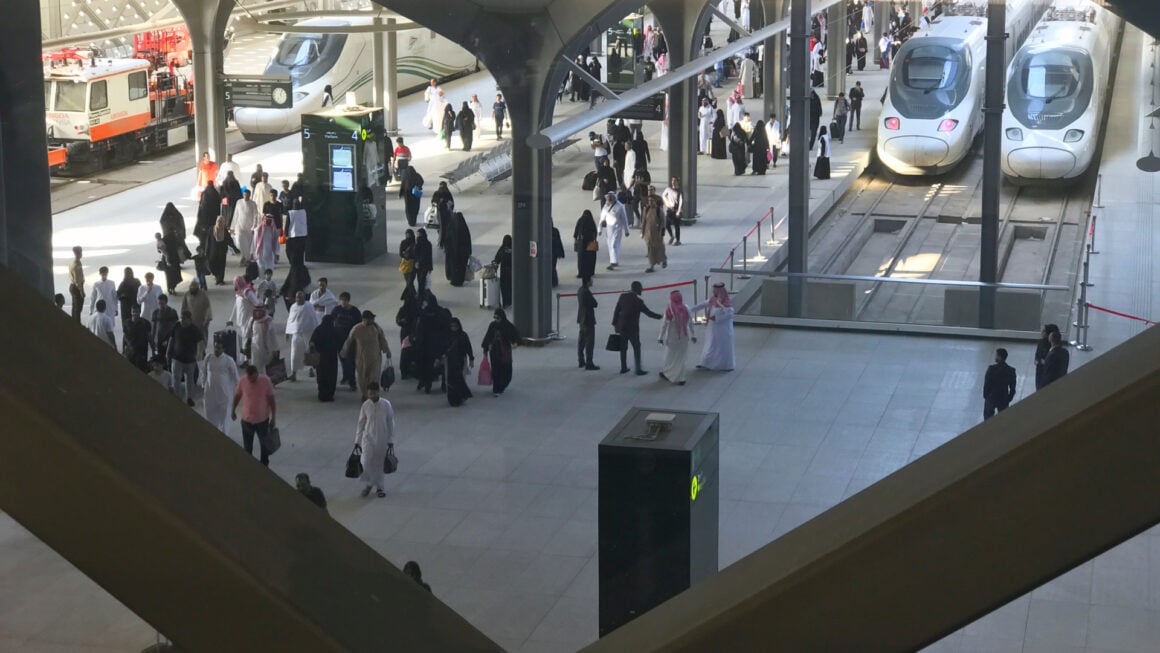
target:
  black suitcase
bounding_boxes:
[582,170,598,191]
[830,119,844,141]
[214,329,238,361]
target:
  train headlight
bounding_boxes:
[884,117,900,130]
[1005,128,1023,141]
[938,119,959,132]
[1063,129,1084,143]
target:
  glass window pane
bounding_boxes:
[90,80,108,111]
[55,81,86,112]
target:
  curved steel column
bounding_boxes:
[173,0,232,163]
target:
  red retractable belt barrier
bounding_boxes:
[1086,303,1158,326]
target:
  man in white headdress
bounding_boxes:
[598,192,629,271]
[203,337,240,434]
[285,291,320,382]
[697,97,714,154]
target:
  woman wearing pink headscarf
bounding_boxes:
[658,289,695,385]
[691,282,735,371]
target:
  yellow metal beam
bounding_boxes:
[0,263,500,653]
[584,326,1160,651]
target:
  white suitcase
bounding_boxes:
[480,277,499,309]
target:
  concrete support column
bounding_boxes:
[979,0,1005,328]
[373,17,385,111]
[173,0,233,164]
[760,0,785,121]
[875,0,890,62]
[0,0,53,297]
[385,18,399,134]
[788,0,812,316]
[509,119,554,338]
[826,1,847,97]
[650,0,711,224]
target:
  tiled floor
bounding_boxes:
[6,22,1160,653]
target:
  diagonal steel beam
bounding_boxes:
[709,5,752,38]
[560,54,620,102]
[529,0,842,147]
[583,322,1160,651]
[77,0,109,30]
[0,263,502,653]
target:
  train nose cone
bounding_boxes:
[882,136,950,168]
[1005,148,1078,179]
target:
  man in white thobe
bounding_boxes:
[310,277,339,315]
[599,193,630,270]
[355,383,396,498]
[88,299,117,348]
[252,174,275,214]
[88,266,118,318]
[234,189,258,266]
[215,153,241,186]
[285,291,320,382]
[697,98,714,154]
[136,273,162,332]
[203,339,240,434]
[739,56,758,99]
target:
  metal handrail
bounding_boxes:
[708,268,1070,292]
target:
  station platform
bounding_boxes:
[5,30,1160,653]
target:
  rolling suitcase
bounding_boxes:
[480,277,499,309]
[214,328,238,361]
[582,170,598,191]
[830,119,844,141]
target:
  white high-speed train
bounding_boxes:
[1001,0,1121,180]
[235,18,477,139]
[877,0,1050,176]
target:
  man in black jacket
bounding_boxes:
[982,348,1017,420]
[612,280,662,375]
[1041,331,1070,389]
[169,310,205,407]
[577,277,599,371]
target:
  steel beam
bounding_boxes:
[0,264,502,652]
[0,0,53,297]
[560,55,620,103]
[582,303,1160,652]
[979,0,1006,328]
[530,0,842,148]
[710,5,752,38]
[787,0,811,317]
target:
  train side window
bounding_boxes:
[128,71,148,101]
[90,80,108,111]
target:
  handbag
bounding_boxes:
[605,333,623,352]
[399,258,414,274]
[266,355,288,385]
[384,449,398,474]
[380,363,396,389]
[259,425,282,455]
[586,240,599,252]
[303,349,321,367]
[411,185,423,199]
[477,356,493,386]
[345,446,363,478]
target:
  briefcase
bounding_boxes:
[605,333,623,352]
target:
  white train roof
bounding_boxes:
[44,57,150,82]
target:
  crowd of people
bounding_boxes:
[421,79,507,147]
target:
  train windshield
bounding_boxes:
[889,39,972,119]
[1007,46,1092,130]
[53,80,87,112]
[265,32,348,88]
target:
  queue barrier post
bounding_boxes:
[729,249,736,293]
[555,292,562,340]
[1081,248,1094,288]
[1093,173,1104,209]
[768,207,776,246]
[1089,214,1099,255]
[756,220,763,256]
[1071,255,1093,351]
[739,236,751,280]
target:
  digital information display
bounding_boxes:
[330,144,355,192]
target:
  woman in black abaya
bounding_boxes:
[443,212,473,286]
[492,235,513,307]
[572,210,598,281]
[728,123,749,175]
[749,119,770,175]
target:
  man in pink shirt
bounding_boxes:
[231,364,277,466]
